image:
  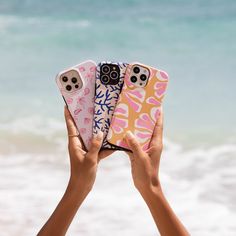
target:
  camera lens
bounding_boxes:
[140,74,147,81]
[133,66,140,74]
[75,84,79,89]
[62,76,68,82]
[102,65,110,74]
[66,85,72,91]
[101,75,109,84]
[110,71,118,80]
[71,77,77,83]
[130,76,137,83]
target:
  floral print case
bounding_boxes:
[107,62,169,151]
[55,60,96,150]
[93,61,128,150]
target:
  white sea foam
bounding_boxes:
[0,139,235,236]
[0,115,64,136]
[0,14,91,32]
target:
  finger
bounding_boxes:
[98,150,115,161]
[64,106,82,148]
[125,151,134,162]
[150,107,163,148]
[125,131,144,158]
[85,131,103,163]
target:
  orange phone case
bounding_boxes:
[107,62,169,151]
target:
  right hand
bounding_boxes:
[124,108,163,193]
[64,107,114,195]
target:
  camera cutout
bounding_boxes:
[102,65,110,74]
[129,64,150,87]
[100,64,120,85]
[133,66,140,74]
[62,76,68,82]
[60,69,83,93]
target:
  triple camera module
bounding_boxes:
[60,70,83,92]
[100,64,120,85]
[129,65,150,87]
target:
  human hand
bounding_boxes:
[124,108,163,194]
[64,107,114,195]
[37,108,114,236]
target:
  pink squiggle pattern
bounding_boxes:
[66,97,73,104]
[156,70,169,81]
[74,108,82,116]
[90,66,96,72]
[111,116,128,134]
[77,97,86,107]
[136,113,154,131]
[136,132,152,139]
[86,72,94,79]
[155,82,167,98]
[146,97,161,106]
[151,106,161,121]
[124,93,141,112]
[134,107,161,151]
[79,128,86,134]
[115,104,128,117]
[88,107,94,115]
[128,89,145,101]
[108,103,129,139]
[84,88,90,95]
[117,139,129,149]
[79,66,85,72]
[121,88,145,112]
[84,118,91,124]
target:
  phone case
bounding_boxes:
[93,61,128,149]
[107,62,169,151]
[55,60,96,150]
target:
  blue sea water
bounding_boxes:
[0,0,236,146]
[0,1,236,235]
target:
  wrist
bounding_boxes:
[67,178,91,198]
[138,179,163,200]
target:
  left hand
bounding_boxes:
[64,107,114,195]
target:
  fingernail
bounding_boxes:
[125,131,135,140]
[94,131,103,140]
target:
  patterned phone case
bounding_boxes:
[55,60,96,150]
[107,62,169,151]
[93,61,128,150]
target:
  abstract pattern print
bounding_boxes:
[56,60,96,150]
[93,61,128,149]
[107,63,168,151]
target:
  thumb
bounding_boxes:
[85,131,103,163]
[125,131,144,158]
[64,106,82,148]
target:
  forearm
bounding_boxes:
[140,184,189,236]
[37,179,89,236]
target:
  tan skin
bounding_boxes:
[38,107,189,236]
[125,108,189,236]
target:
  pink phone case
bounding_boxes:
[107,62,169,151]
[55,60,96,150]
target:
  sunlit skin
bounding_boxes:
[124,108,189,236]
[37,107,189,236]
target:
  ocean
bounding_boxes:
[0,0,236,235]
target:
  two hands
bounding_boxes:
[38,107,189,236]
